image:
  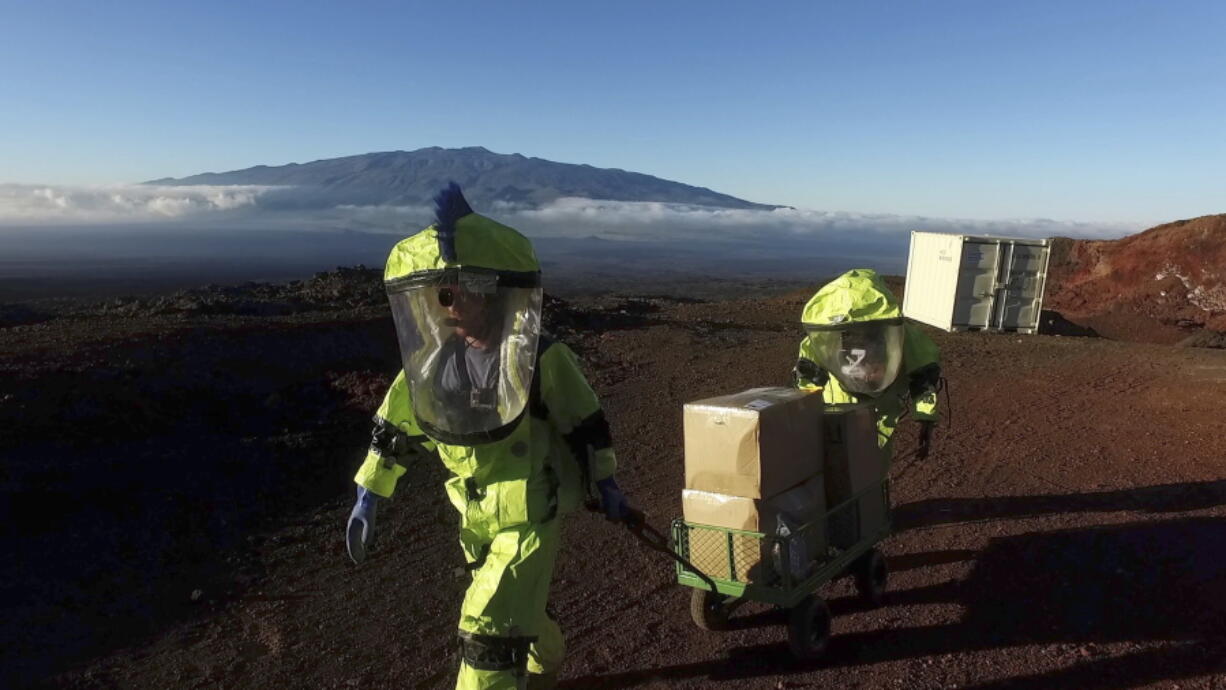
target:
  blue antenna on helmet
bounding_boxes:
[433,181,473,262]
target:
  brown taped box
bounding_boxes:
[683,387,823,499]
[822,402,889,549]
[682,475,826,583]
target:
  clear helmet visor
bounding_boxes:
[805,320,904,395]
[387,269,542,443]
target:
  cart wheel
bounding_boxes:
[787,595,832,660]
[854,548,888,607]
[690,588,730,631]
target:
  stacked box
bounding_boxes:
[822,403,890,549]
[682,476,826,582]
[683,387,823,497]
[682,387,826,582]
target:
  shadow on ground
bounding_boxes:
[0,290,669,687]
[564,483,1226,689]
[895,479,1226,531]
[0,319,398,687]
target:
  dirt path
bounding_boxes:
[24,291,1226,689]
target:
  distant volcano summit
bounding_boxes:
[147,146,777,211]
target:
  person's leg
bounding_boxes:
[525,519,563,681]
[455,519,562,690]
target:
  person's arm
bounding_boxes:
[903,325,942,458]
[347,371,436,563]
[904,326,941,423]
[539,342,627,519]
[792,338,828,391]
[353,370,435,498]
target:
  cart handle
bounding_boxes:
[618,509,720,593]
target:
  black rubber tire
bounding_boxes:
[690,588,730,631]
[787,595,832,660]
[854,547,888,607]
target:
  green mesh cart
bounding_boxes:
[671,479,892,659]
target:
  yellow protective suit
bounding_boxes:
[793,269,941,455]
[353,184,618,690]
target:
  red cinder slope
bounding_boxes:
[1046,214,1226,343]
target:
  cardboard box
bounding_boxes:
[682,475,827,583]
[683,387,823,499]
[822,403,890,549]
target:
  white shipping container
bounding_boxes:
[903,231,1052,333]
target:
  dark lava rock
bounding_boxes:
[90,266,387,318]
[0,304,52,328]
[1038,310,1100,338]
[1177,330,1226,349]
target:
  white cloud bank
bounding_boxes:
[0,183,1145,242]
[0,183,273,224]
[512,197,1144,242]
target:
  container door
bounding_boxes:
[951,241,1000,329]
[991,242,1048,331]
[903,231,962,331]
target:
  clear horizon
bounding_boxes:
[3,1,1224,226]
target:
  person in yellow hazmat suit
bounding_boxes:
[345,183,633,690]
[792,269,942,458]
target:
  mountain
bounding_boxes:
[147,146,777,210]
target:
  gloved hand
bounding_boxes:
[346,486,382,564]
[917,421,936,460]
[595,476,631,522]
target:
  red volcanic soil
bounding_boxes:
[4,271,1226,689]
[1046,214,1226,344]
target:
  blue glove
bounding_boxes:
[346,486,382,564]
[595,476,630,522]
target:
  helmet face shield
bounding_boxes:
[804,319,904,395]
[387,268,542,444]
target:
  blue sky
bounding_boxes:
[2,0,1223,224]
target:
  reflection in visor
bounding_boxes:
[804,320,904,395]
[838,347,882,388]
[387,272,542,444]
[841,347,868,375]
[437,285,495,309]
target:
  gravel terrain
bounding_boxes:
[3,271,1224,689]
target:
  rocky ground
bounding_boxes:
[1046,214,1226,344]
[2,268,1225,689]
